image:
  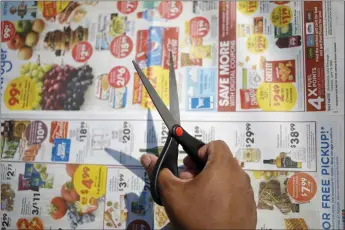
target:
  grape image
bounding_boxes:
[19,62,94,110]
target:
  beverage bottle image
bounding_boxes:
[276,35,302,48]
[263,152,302,168]
[236,148,261,163]
[137,9,160,21]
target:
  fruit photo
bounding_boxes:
[7,19,46,60]
[18,61,94,111]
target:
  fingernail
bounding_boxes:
[141,154,151,169]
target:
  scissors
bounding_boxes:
[132,52,206,205]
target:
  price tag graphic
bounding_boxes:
[271,6,293,27]
[121,121,131,144]
[108,66,130,88]
[158,1,183,19]
[257,83,297,111]
[246,34,268,54]
[237,1,259,15]
[161,123,169,145]
[1,21,15,42]
[73,165,107,206]
[287,172,317,203]
[117,1,138,14]
[25,121,48,144]
[77,122,88,142]
[4,164,15,181]
[189,17,210,38]
[4,77,38,110]
[245,123,255,148]
[289,123,300,148]
[72,42,93,62]
[110,35,133,58]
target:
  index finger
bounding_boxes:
[198,140,233,166]
[184,140,234,170]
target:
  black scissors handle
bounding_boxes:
[151,135,179,205]
[151,130,205,205]
[172,125,206,170]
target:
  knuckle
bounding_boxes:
[214,140,227,147]
[208,140,226,152]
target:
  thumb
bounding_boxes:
[158,168,184,205]
[140,154,184,203]
[140,154,158,177]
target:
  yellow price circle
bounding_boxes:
[4,77,37,110]
[73,165,107,204]
[237,1,259,15]
[246,34,268,54]
[256,82,297,111]
[270,6,293,27]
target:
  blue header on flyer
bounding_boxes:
[186,67,217,111]
[318,125,343,230]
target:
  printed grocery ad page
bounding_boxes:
[1,119,317,172]
[1,1,343,113]
[253,120,344,229]
[0,119,145,165]
[0,1,219,113]
[0,1,180,112]
[235,1,305,112]
[104,166,153,229]
[154,120,345,230]
[0,162,106,229]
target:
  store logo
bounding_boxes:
[1,49,13,75]
[52,139,71,162]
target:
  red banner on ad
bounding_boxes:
[304,2,326,111]
[135,30,149,63]
[218,1,236,111]
[162,27,179,69]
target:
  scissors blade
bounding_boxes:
[169,51,180,125]
[132,60,177,131]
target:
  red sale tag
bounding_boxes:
[158,1,183,19]
[72,42,93,62]
[108,66,130,88]
[287,172,317,203]
[117,1,138,14]
[1,21,16,42]
[190,17,210,38]
[110,35,133,58]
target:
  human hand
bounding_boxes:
[141,140,257,229]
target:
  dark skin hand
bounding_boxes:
[141,140,257,229]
